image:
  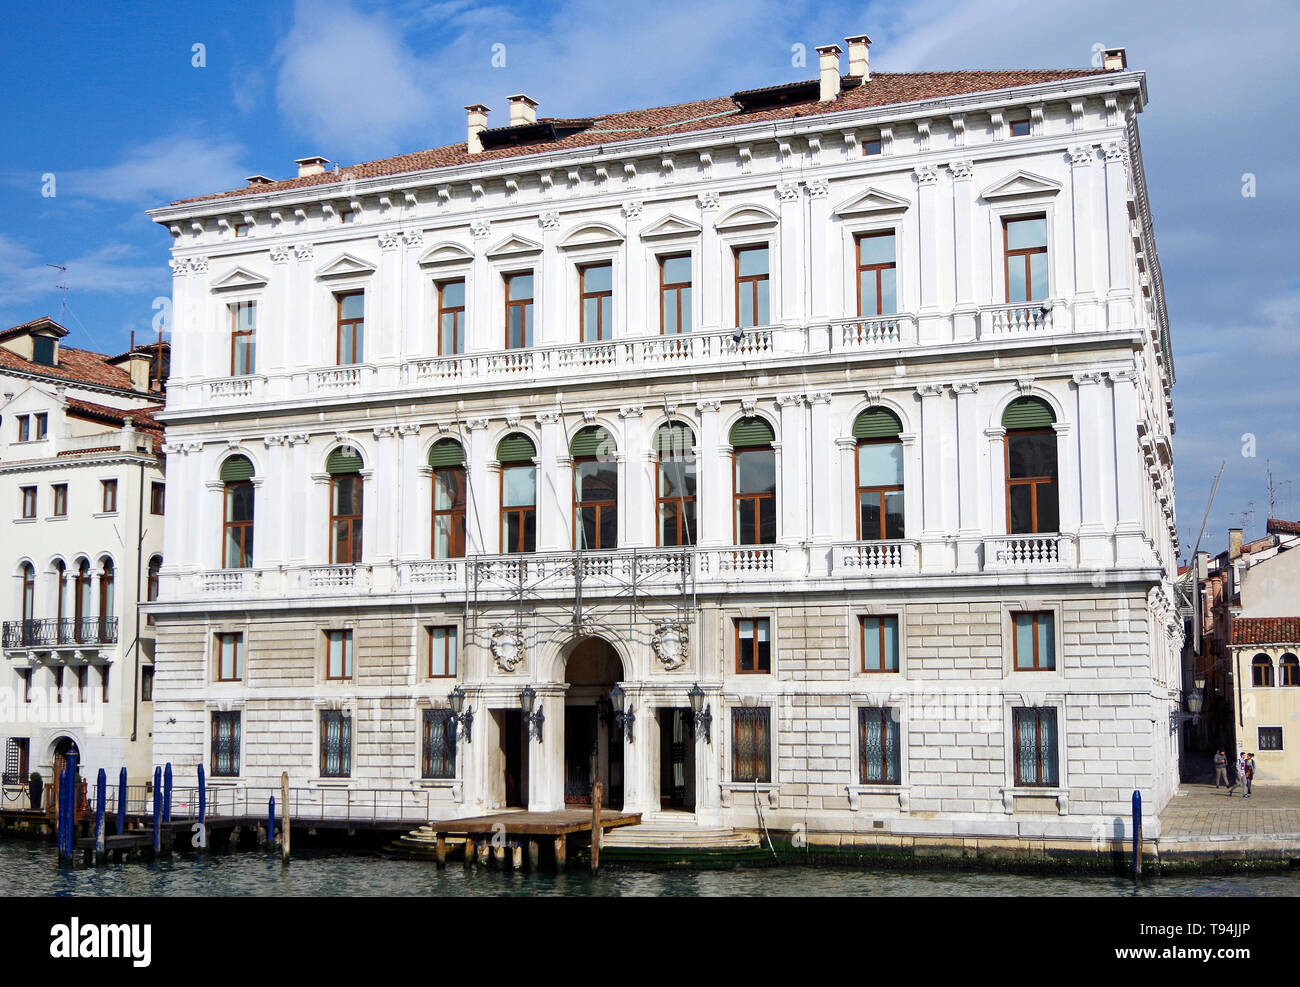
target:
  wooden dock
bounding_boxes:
[418,808,642,870]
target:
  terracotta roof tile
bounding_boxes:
[174,69,1106,206]
[64,397,164,433]
[0,342,137,391]
[1267,518,1300,536]
[1232,618,1300,646]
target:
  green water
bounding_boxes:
[3,843,1298,896]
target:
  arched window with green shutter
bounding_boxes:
[427,439,465,469]
[326,446,364,564]
[221,456,254,568]
[326,445,365,475]
[498,433,536,552]
[655,422,697,546]
[429,440,466,558]
[219,454,254,482]
[1002,397,1058,535]
[572,427,618,550]
[854,408,904,540]
[496,433,536,464]
[569,425,616,460]
[730,416,776,544]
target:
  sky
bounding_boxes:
[2,0,1297,556]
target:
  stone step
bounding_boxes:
[602,824,759,849]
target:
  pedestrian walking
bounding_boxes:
[1214,749,1228,789]
[1244,753,1255,798]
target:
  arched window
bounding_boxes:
[99,559,115,628]
[146,556,162,626]
[731,417,776,545]
[1252,653,1275,688]
[1003,398,1058,535]
[429,440,466,559]
[571,426,617,550]
[52,559,66,621]
[497,434,536,554]
[854,408,904,541]
[74,560,91,643]
[20,563,35,623]
[220,455,255,569]
[326,446,365,564]
[656,422,697,547]
[1281,654,1300,687]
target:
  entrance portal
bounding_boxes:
[493,710,528,808]
[52,736,79,781]
[562,638,624,809]
[658,708,696,810]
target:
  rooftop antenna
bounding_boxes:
[1266,459,1277,518]
[1187,460,1224,657]
[45,264,68,320]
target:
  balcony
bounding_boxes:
[828,314,916,351]
[2,618,119,650]
[207,376,262,403]
[982,534,1075,569]
[831,540,919,574]
[979,302,1054,338]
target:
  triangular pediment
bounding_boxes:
[715,203,780,231]
[832,187,912,218]
[417,241,474,268]
[558,222,625,250]
[210,266,269,291]
[639,213,702,240]
[315,253,376,280]
[979,170,1062,201]
[485,233,544,259]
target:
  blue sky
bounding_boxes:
[3,0,1297,554]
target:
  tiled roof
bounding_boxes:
[65,398,164,433]
[0,316,67,343]
[1232,618,1300,646]
[55,446,120,457]
[174,69,1106,205]
[0,341,138,391]
[1267,518,1300,536]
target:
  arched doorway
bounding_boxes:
[52,736,79,781]
[563,637,624,810]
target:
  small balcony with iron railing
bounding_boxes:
[2,617,119,651]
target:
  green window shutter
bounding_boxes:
[219,454,254,482]
[570,426,614,459]
[852,408,903,440]
[729,416,775,447]
[428,439,465,468]
[326,445,365,475]
[1002,397,1055,430]
[496,433,536,463]
[655,422,695,455]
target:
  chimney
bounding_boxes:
[245,175,274,187]
[465,104,491,154]
[816,45,843,102]
[1102,47,1127,71]
[507,94,539,127]
[1229,528,1243,560]
[845,34,872,81]
[295,156,329,177]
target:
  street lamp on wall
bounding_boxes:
[448,685,473,744]
[609,684,635,743]
[687,682,712,745]
[520,684,544,742]
[1169,677,1205,732]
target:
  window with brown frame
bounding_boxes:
[860,615,900,672]
[216,632,244,682]
[573,454,617,550]
[230,300,256,376]
[223,480,254,568]
[856,437,904,540]
[1012,707,1059,786]
[101,479,117,513]
[1281,654,1300,687]
[1012,611,1056,671]
[1252,654,1274,687]
[20,486,35,519]
[734,245,769,328]
[731,707,771,782]
[141,665,154,701]
[579,262,613,342]
[16,415,29,442]
[431,466,466,559]
[1005,429,1058,535]
[428,626,457,678]
[326,629,353,680]
[329,473,363,564]
[1003,215,1048,302]
[52,484,67,517]
[855,231,897,317]
[55,666,64,704]
[19,668,31,704]
[100,665,109,702]
[335,291,365,365]
[35,413,47,439]
[735,617,771,674]
[233,222,251,238]
[732,437,776,545]
[1008,115,1031,137]
[659,254,692,335]
[858,707,901,783]
[150,482,165,515]
[504,272,534,349]
[146,556,161,626]
[437,279,465,355]
[20,563,34,622]
[861,135,882,156]
[655,423,697,547]
[76,666,87,703]
[499,437,536,554]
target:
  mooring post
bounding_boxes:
[280,771,290,864]
[268,796,276,851]
[435,833,447,868]
[55,760,67,866]
[152,766,161,855]
[590,781,603,873]
[1132,789,1142,879]
[197,764,207,850]
[94,769,106,863]
[527,839,540,871]
[116,767,126,836]
[554,834,566,872]
[64,753,78,864]
[462,836,475,868]
[163,762,173,824]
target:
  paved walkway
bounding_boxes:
[1160,783,1300,843]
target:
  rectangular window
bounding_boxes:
[862,135,882,156]
[335,291,365,365]
[56,666,64,704]
[19,668,31,703]
[216,632,244,682]
[34,413,47,439]
[437,279,466,356]
[657,448,697,547]
[230,300,256,376]
[855,231,897,317]
[428,626,457,678]
[1259,727,1284,751]
[731,707,771,783]
[422,709,457,779]
[500,464,536,553]
[1003,215,1048,303]
[432,467,466,559]
[1012,612,1056,670]
[326,629,354,680]
[234,222,251,238]
[860,615,900,672]
[52,484,67,517]
[320,709,352,778]
[32,337,56,366]
[734,246,770,328]
[504,272,534,349]
[858,707,901,783]
[150,482,165,515]
[141,665,154,702]
[733,447,776,545]
[75,666,87,703]
[735,617,771,674]
[101,666,109,702]
[659,254,692,335]
[856,439,905,540]
[20,486,36,519]
[329,474,363,564]
[573,456,618,550]
[579,262,613,342]
[16,415,29,442]
[101,479,118,513]
[1013,707,1059,786]
[1008,116,1031,137]
[223,480,254,568]
[211,711,240,777]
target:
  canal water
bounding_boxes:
[3,842,1299,896]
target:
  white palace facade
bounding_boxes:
[146,38,1182,845]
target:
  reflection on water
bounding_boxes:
[2,843,1297,897]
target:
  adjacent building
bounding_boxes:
[146,36,1182,844]
[1,317,167,788]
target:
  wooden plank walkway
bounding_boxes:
[423,808,641,870]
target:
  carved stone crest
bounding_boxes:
[651,621,689,671]
[490,623,525,672]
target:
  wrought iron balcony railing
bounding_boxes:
[2,617,119,649]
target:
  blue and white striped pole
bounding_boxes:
[162,762,172,824]
[95,768,106,862]
[116,767,126,835]
[197,764,207,850]
[152,766,161,855]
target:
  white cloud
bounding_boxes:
[0,234,164,308]
[58,132,250,206]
